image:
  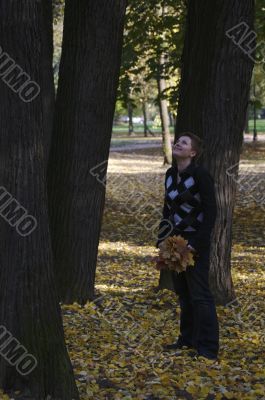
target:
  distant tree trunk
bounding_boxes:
[142,101,154,137]
[245,102,250,133]
[143,101,148,137]
[252,92,257,141]
[172,0,254,305]
[128,99,135,135]
[169,111,174,128]
[47,0,127,304]
[157,60,172,165]
[156,6,172,164]
[0,1,79,398]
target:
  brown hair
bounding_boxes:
[175,132,203,162]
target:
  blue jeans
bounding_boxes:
[172,246,219,359]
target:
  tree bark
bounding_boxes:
[0,1,79,398]
[47,0,127,304]
[42,0,56,162]
[172,0,255,305]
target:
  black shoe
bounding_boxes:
[173,348,197,358]
[191,353,218,363]
[163,340,193,351]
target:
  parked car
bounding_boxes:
[132,117,144,124]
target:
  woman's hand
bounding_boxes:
[187,244,196,253]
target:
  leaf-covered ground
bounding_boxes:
[67,142,264,399]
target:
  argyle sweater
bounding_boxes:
[156,160,217,253]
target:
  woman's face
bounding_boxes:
[172,136,196,160]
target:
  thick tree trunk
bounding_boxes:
[47,0,127,304]
[42,0,56,162]
[172,0,255,305]
[157,68,172,165]
[0,1,79,398]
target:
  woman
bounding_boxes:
[156,132,219,361]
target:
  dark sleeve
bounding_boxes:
[155,169,173,248]
[187,168,217,252]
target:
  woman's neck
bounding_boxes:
[176,158,193,173]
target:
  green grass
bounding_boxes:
[247,119,265,133]
[112,120,265,138]
[112,123,174,136]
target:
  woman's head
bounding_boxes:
[172,132,203,162]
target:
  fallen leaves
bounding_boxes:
[61,144,265,400]
[157,235,196,271]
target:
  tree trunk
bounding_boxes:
[128,99,135,135]
[42,0,56,162]
[47,0,127,304]
[245,102,250,133]
[143,101,155,137]
[169,111,174,128]
[173,0,255,305]
[143,101,148,137]
[0,1,79,398]
[157,64,172,165]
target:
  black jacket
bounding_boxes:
[156,160,217,253]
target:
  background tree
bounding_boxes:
[118,0,186,159]
[255,0,265,40]
[53,0,64,21]
[161,0,255,305]
[43,0,56,161]
[47,0,127,304]
[250,65,265,120]
[247,0,265,136]
[157,47,172,164]
[117,29,138,135]
[138,79,156,137]
[0,0,79,398]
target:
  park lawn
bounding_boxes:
[60,143,264,399]
[112,124,174,137]
[112,121,265,137]
[248,119,265,133]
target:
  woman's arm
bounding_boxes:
[187,167,217,253]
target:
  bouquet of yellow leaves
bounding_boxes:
[155,235,196,273]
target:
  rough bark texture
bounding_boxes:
[172,0,255,305]
[0,1,79,398]
[47,0,127,304]
[42,0,56,163]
